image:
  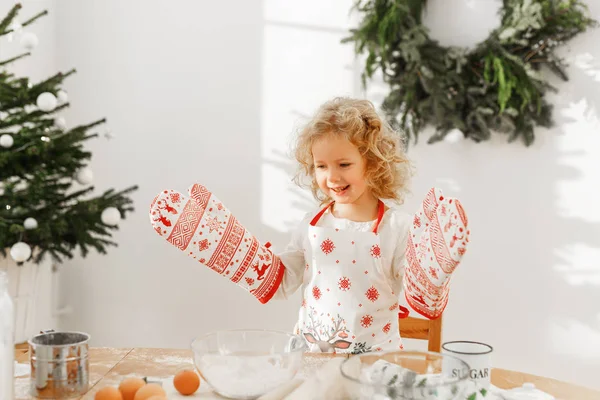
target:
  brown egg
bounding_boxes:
[133,384,166,400]
[95,386,123,400]
[118,377,146,400]
[173,369,200,395]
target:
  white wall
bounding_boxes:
[8,0,598,390]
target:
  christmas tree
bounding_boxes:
[0,4,138,264]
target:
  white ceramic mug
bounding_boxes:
[441,341,493,389]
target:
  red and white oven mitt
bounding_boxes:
[403,187,470,319]
[149,183,284,304]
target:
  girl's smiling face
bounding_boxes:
[312,134,371,205]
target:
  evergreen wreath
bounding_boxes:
[343,0,597,146]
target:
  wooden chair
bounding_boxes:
[399,314,443,352]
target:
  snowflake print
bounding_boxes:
[169,192,181,204]
[360,315,373,328]
[389,302,398,311]
[198,239,210,252]
[414,214,421,228]
[338,277,351,291]
[217,202,224,210]
[320,238,335,255]
[301,299,307,308]
[245,277,254,286]
[312,286,322,300]
[382,323,391,334]
[370,244,381,258]
[351,342,372,355]
[206,216,222,233]
[458,247,466,256]
[429,267,439,280]
[365,286,379,302]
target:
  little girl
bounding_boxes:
[269,97,468,353]
[150,97,469,354]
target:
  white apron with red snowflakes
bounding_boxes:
[297,200,404,354]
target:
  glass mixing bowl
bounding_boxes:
[191,329,306,399]
[339,350,471,399]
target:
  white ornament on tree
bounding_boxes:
[0,134,14,148]
[10,242,32,263]
[24,218,38,230]
[75,167,93,185]
[101,207,120,226]
[444,129,464,144]
[36,92,57,112]
[20,32,38,50]
[57,90,68,103]
[55,117,67,130]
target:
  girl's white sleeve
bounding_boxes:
[389,211,412,295]
[270,213,311,300]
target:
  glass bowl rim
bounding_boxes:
[190,328,307,355]
[441,340,493,355]
[339,350,471,390]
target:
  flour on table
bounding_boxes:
[153,355,193,365]
[14,362,30,377]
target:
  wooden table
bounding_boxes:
[13,347,600,400]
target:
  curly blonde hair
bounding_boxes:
[293,97,414,205]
